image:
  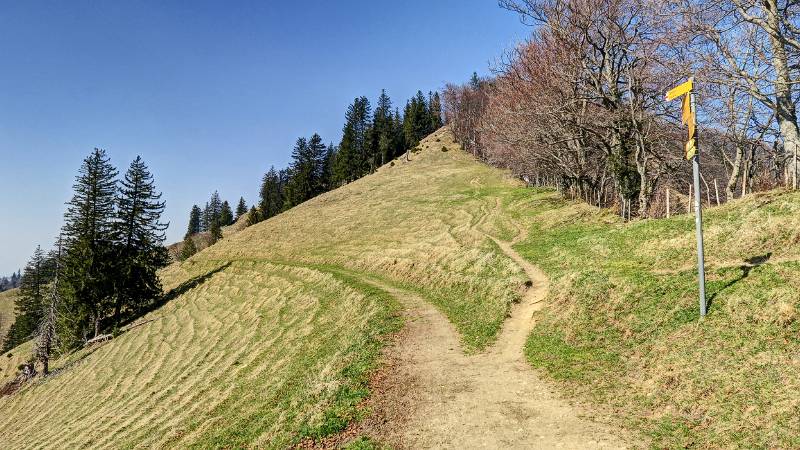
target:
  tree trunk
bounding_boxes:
[778,117,800,189]
[726,143,744,199]
[114,295,122,328]
[766,0,800,189]
[637,167,652,217]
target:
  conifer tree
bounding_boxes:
[208,191,222,223]
[235,197,247,221]
[429,91,443,130]
[113,156,169,326]
[2,246,54,351]
[245,206,261,226]
[283,137,310,209]
[373,89,394,166]
[18,246,50,327]
[334,97,372,183]
[335,121,358,184]
[278,168,290,199]
[186,205,201,237]
[308,133,327,195]
[209,218,222,244]
[201,202,210,232]
[403,91,433,149]
[220,200,234,226]
[36,239,63,375]
[62,148,118,341]
[320,144,337,192]
[259,166,283,220]
[284,133,328,209]
[179,236,197,261]
[393,108,406,158]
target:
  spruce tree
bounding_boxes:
[208,191,222,223]
[321,144,337,192]
[61,148,118,341]
[18,246,50,327]
[393,108,406,158]
[201,202,210,232]
[403,91,432,149]
[283,137,310,209]
[373,89,394,166]
[209,218,222,244]
[220,200,234,226]
[186,205,201,237]
[10,271,20,289]
[335,97,372,183]
[113,156,169,326]
[335,121,357,184]
[259,167,283,220]
[278,168,290,200]
[235,197,247,221]
[2,246,53,351]
[179,236,197,261]
[429,91,443,130]
[245,206,261,226]
[36,239,63,375]
[308,133,327,196]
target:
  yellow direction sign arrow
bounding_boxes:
[666,79,693,101]
[682,94,692,125]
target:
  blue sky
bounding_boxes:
[0,1,527,274]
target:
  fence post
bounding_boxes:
[666,188,671,218]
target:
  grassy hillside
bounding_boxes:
[0,128,527,448]
[2,126,797,447]
[199,129,526,351]
[515,189,800,448]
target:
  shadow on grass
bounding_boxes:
[118,262,232,330]
[707,253,772,309]
[152,262,231,315]
[23,263,234,388]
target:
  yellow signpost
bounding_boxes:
[666,77,707,317]
[666,78,693,101]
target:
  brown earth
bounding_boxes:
[349,234,628,449]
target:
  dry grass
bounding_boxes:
[0,128,527,448]
[0,261,399,448]
[200,127,526,351]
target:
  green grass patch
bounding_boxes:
[516,189,800,448]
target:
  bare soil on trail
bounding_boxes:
[362,237,628,449]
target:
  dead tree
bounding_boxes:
[35,240,62,376]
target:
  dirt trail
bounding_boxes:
[362,204,626,448]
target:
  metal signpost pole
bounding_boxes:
[690,88,707,316]
[666,77,707,317]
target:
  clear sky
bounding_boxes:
[0,0,527,275]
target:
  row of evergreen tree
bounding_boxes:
[179,193,248,260]
[178,89,442,253]
[0,271,21,293]
[3,150,168,355]
[247,89,442,226]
